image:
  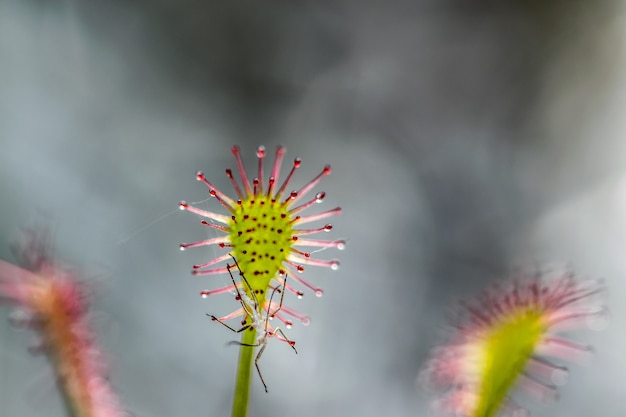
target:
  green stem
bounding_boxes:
[231,328,256,417]
[58,379,82,417]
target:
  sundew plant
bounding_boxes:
[179,145,344,417]
[0,227,126,417]
[420,266,608,417]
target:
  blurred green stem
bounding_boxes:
[58,382,81,417]
[231,328,256,417]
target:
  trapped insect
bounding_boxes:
[208,256,298,392]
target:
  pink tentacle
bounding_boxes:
[290,165,331,205]
[195,171,236,210]
[231,145,252,197]
[179,201,230,224]
[294,207,342,225]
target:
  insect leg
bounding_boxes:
[207,313,252,333]
[273,327,297,354]
[254,343,268,393]
[227,341,260,348]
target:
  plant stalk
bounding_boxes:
[231,328,257,417]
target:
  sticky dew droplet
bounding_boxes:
[551,367,569,386]
[315,289,324,297]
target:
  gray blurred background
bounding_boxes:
[1,0,626,416]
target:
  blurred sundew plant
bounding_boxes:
[0,227,126,417]
[419,266,608,417]
[179,145,344,417]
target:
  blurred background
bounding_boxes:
[1,0,626,416]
